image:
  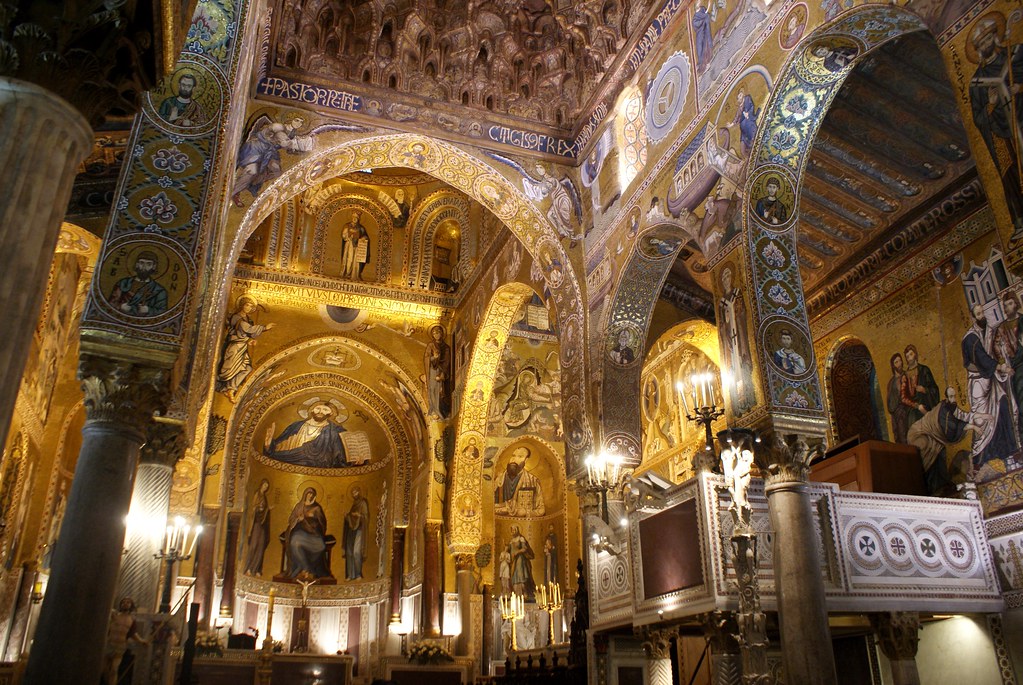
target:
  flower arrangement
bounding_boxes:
[195,631,224,658]
[408,641,454,665]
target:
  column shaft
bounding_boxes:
[24,421,145,684]
[219,513,241,618]
[455,553,473,656]
[423,521,443,637]
[192,507,219,627]
[764,479,836,685]
[389,527,406,622]
[117,462,174,612]
[0,78,92,451]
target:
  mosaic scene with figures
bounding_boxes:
[3,1,1023,685]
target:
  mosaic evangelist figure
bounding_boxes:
[264,402,348,468]
[216,295,275,402]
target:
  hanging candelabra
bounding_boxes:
[677,371,725,473]
[153,516,203,614]
[535,581,563,646]
[499,592,525,652]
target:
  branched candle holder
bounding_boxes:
[536,582,563,646]
[153,516,203,613]
[583,452,626,523]
[499,592,525,652]
[677,372,725,473]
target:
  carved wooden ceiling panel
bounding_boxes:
[797,31,975,294]
[270,0,657,133]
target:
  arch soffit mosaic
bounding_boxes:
[449,281,535,554]
[598,218,693,465]
[220,132,594,468]
[737,6,930,428]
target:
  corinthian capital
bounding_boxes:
[78,355,171,433]
[637,626,677,660]
[140,419,186,467]
[758,433,824,486]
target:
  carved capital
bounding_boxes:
[78,355,171,435]
[870,612,920,661]
[757,433,824,486]
[637,626,676,660]
[140,420,186,467]
[454,553,475,572]
[703,611,740,653]
[424,521,443,537]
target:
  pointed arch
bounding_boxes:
[223,133,592,470]
[741,7,930,427]
[598,219,693,466]
[447,282,534,554]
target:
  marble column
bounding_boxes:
[423,521,443,638]
[192,506,219,627]
[454,552,474,656]
[761,434,837,685]
[23,356,169,685]
[704,611,742,685]
[389,527,406,623]
[870,612,921,685]
[117,420,184,612]
[0,77,93,451]
[219,513,242,619]
[639,626,677,685]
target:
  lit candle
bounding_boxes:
[677,381,690,416]
[266,588,276,643]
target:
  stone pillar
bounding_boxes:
[761,434,837,685]
[0,78,93,451]
[870,612,921,685]
[639,627,677,685]
[423,521,443,638]
[192,506,219,628]
[454,553,474,656]
[23,356,168,685]
[389,527,406,623]
[117,420,184,612]
[704,611,742,685]
[219,513,242,619]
